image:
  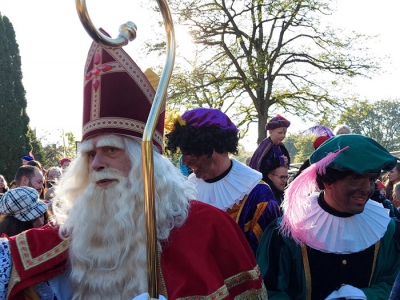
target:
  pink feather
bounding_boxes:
[280,146,349,245]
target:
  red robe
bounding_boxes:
[7,201,266,299]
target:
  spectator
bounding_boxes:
[59,158,71,172]
[376,179,387,197]
[0,187,48,237]
[0,175,9,194]
[264,165,288,206]
[334,124,352,135]
[178,156,192,177]
[14,165,45,196]
[371,181,400,219]
[393,182,400,203]
[21,155,34,165]
[386,162,400,202]
[45,166,62,191]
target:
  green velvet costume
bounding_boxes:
[257,214,400,300]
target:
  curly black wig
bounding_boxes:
[165,123,239,157]
[315,167,354,190]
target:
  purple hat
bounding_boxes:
[181,108,238,133]
[265,114,290,130]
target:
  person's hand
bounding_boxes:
[325,284,366,299]
[282,155,288,165]
[131,293,167,300]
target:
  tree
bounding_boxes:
[0,14,31,182]
[337,99,400,152]
[27,128,47,167]
[150,0,379,143]
[43,131,77,168]
[293,135,315,163]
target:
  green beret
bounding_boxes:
[309,134,397,174]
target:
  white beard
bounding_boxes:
[67,168,147,300]
[54,136,195,299]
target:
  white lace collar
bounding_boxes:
[299,193,391,254]
[188,158,262,211]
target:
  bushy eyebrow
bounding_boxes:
[96,136,125,149]
[79,140,94,154]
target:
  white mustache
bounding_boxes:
[90,168,127,183]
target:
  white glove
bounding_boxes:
[325,284,367,300]
[132,293,167,300]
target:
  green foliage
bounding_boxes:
[337,99,400,152]
[149,0,379,144]
[0,15,30,182]
[27,128,47,167]
[283,135,298,163]
[293,135,315,163]
[43,132,77,168]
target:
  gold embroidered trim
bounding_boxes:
[174,266,262,300]
[6,264,20,298]
[235,195,249,223]
[369,241,380,286]
[82,117,163,147]
[158,251,168,299]
[253,224,263,242]
[16,233,70,271]
[247,202,268,232]
[301,245,312,300]
[233,282,268,299]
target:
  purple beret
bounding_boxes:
[265,114,291,130]
[181,108,238,133]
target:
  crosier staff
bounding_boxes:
[75,1,176,298]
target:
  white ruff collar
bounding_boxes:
[188,158,262,211]
[299,193,391,254]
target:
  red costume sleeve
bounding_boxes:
[160,200,266,299]
[7,225,69,300]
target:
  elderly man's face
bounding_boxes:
[85,135,131,187]
[324,172,378,214]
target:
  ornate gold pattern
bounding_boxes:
[6,264,21,298]
[369,241,380,286]
[82,117,164,147]
[158,251,168,299]
[164,266,262,300]
[16,233,70,271]
[301,245,312,300]
[235,195,249,223]
[234,282,268,299]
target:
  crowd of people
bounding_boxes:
[0,37,399,300]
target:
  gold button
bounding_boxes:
[342,260,347,265]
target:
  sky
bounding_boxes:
[0,0,399,152]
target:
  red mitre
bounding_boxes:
[7,225,69,299]
[82,30,165,153]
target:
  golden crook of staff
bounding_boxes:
[75,1,176,298]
